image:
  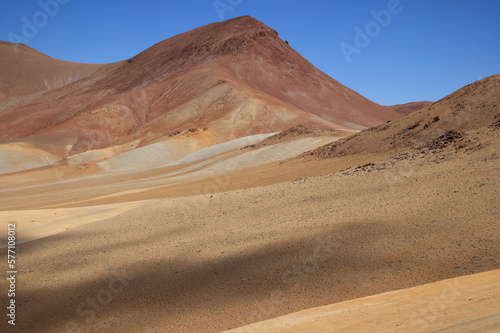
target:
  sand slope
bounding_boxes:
[0,133,339,211]
[0,123,497,332]
[0,202,145,247]
[0,141,60,174]
[97,130,274,172]
[225,270,500,333]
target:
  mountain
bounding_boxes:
[0,41,107,104]
[0,16,399,160]
[1,29,498,332]
[307,75,500,158]
[387,101,433,115]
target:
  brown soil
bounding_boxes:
[306,75,500,158]
[1,77,499,331]
[0,16,399,159]
[387,101,434,115]
[1,131,498,332]
[0,18,498,333]
[226,270,500,332]
[0,41,107,102]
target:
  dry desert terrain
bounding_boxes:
[0,16,499,333]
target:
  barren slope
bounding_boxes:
[0,77,498,333]
[0,41,108,105]
[307,75,499,158]
[226,270,500,333]
[0,16,399,161]
[387,101,433,115]
[1,133,498,332]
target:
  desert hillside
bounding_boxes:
[387,101,433,115]
[0,16,398,163]
[0,74,498,332]
[0,13,498,333]
[0,41,108,104]
[307,74,500,158]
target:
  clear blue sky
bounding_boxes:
[1,0,499,105]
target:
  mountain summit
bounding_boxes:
[0,16,399,157]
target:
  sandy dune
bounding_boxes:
[2,150,498,332]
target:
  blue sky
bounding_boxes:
[1,0,499,105]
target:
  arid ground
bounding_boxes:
[0,16,499,333]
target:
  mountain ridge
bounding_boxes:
[305,74,500,158]
[0,16,399,158]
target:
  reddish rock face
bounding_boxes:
[0,16,399,156]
